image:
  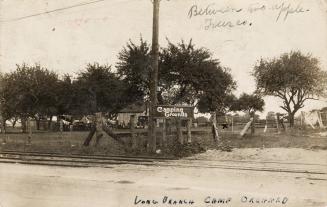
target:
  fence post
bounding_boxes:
[162,118,167,147]
[0,115,5,134]
[177,118,183,144]
[27,118,32,145]
[59,118,64,139]
[130,115,137,150]
[231,116,234,133]
[187,118,192,143]
[276,114,280,133]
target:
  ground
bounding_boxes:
[1,127,327,156]
[0,148,326,207]
[0,128,326,207]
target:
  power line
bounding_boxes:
[1,0,107,23]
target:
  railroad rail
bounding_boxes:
[0,150,326,177]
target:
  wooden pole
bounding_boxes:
[130,115,137,150]
[187,118,192,143]
[231,116,234,133]
[177,118,183,144]
[27,118,32,144]
[264,118,268,133]
[240,118,252,137]
[148,0,160,153]
[59,118,64,139]
[276,113,280,133]
[69,124,73,141]
[162,118,167,147]
[0,115,5,134]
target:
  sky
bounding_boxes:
[0,0,326,116]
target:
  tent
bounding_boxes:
[301,111,325,129]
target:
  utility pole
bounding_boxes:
[148,0,160,153]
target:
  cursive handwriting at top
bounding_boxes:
[188,3,242,19]
[204,18,251,30]
[272,2,309,22]
[187,1,311,25]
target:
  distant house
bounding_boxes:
[117,102,148,128]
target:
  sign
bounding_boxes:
[155,105,194,119]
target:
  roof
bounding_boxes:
[118,102,147,113]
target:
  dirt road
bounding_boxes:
[0,149,326,207]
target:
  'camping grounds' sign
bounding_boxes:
[155,105,194,119]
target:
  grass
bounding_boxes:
[0,126,326,157]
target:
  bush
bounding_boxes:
[165,141,207,158]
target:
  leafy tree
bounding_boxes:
[231,93,265,114]
[56,74,74,115]
[117,38,236,113]
[116,38,151,99]
[231,93,265,134]
[1,63,59,131]
[0,73,6,132]
[253,51,327,127]
[73,63,132,115]
[197,92,236,114]
[160,40,236,109]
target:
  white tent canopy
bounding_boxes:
[301,111,325,129]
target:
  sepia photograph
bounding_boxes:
[0,0,327,206]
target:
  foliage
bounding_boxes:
[231,93,265,114]
[56,74,74,115]
[1,63,59,120]
[197,93,236,114]
[73,63,135,115]
[253,51,327,126]
[0,62,141,129]
[167,141,206,158]
[116,38,236,113]
[160,40,236,110]
[230,93,264,134]
[116,38,151,99]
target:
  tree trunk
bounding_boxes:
[21,117,27,133]
[289,113,295,128]
[211,112,219,141]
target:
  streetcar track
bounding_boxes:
[0,151,326,176]
[185,158,327,167]
[2,150,326,167]
[0,150,174,162]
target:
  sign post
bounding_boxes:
[154,105,194,119]
[155,105,194,145]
